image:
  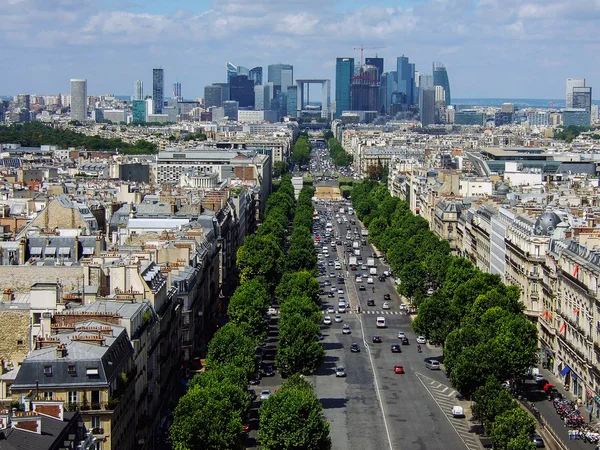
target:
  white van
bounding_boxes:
[338,302,346,313]
[335,262,341,269]
[376,317,386,328]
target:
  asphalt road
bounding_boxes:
[310,203,471,450]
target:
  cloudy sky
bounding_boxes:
[2,0,599,100]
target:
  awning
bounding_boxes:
[45,247,56,256]
[82,247,94,255]
[59,247,71,256]
[30,247,42,256]
[560,365,571,376]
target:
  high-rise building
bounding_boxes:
[563,109,590,127]
[572,86,592,112]
[501,103,514,113]
[173,82,182,101]
[527,111,550,127]
[350,65,380,112]
[249,67,263,86]
[419,88,435,126]
[229,75,255,108]
[286,85,298,117]
[566,78,585,109]
[152,68,164,114]
[396,56,416,106]
[133,80,143,101]
[267,64,294,93]
[223,100,239,121]
[365,57,384,83]
[212,83,231,102]
[204,85,223,108]
[433,62,451,106]
[335,57,354,118]
[15,94,31,110]
[70,79,87,121]
[254,84,272,110]
[226,62,237,82]
[132,100,146,123]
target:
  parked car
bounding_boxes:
[533,434,545,448]
[451,406,464,418]
[425,360,441,370]
[260,390,271,401]
[416,336,427,344]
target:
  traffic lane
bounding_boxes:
[362,319,467,450]
[314,315,389,450]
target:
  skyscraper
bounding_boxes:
[419,89,435,126]
[173,82,182,101]
[350,65,379,112]
[267,64,294,93]
[365,57,384,83]
[226,62,237,82]
[204,85,223,108]
[396,56,416,106]
[566,78,585,109]
[249,67,263,86]
[433,62,451,106]
[335,57,354,118]
[152,68,164,114]
[229,75,255,108]
[286,85,298,117]
[133,80,144,101]
[572,86,592,112]
[132,100,146,123]
[254,84,272,110]
[70,79,87,121]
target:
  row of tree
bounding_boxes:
[0,121,158,154]
[351,181,539,450]
[169,178,298,449]
[291,136,313,167]
[327,137,352,167]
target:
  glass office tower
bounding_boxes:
[335,57,354,118]
[433,62,451,106]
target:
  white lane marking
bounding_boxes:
[358,308,395,450]
[442,387,448,393]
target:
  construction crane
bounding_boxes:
[353,45,386,66]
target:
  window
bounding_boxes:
[68,365,76,376]
[43,391,53,400]
[43,365,52,376]
[17,340,23,345]
[68,391,77,404]
[91,415,101,428]
[86,368,99,376]
[32,313,41,325]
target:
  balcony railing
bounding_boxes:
[92,427,105,435]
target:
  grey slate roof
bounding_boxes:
[0,411,79,450]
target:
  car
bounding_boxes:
[533,434,545,448]
[323,316,332,325]
[451,405,464,418]
[317,334,324,341]
[361,264,367,270]
[416,336,427,344]
[337,277,345,284]
[342,324,351,334]
[359,285,366,291]
[328,292,335,298]
[249,373,261,385]
[330,272,336,278]
[260,389,271,401]
[324,280,331,286]
[355,276,362,283]
[337,289,344,294]
[328,260,334,266]
[391,344,401,353]
[327,306,336,314]
[378,275,386,282]
[334,315,343,323]
[319,289,326,295]
[263,364,275,377]
[425,360,441,370]
[367,298,375,306]
[351,343,360,352]
[372,335,382,343]
[400,336,409,345]
[268,307,278,316]
[383,294,391,301]
[397,331,406,339]
[399,303,407,310]
[335,366,346,377]
[367,277,374,284]
[394,365,405,374]
[382,302,390,310]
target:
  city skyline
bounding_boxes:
[1,0,599,99]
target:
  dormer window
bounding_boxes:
[86,367,99,376]
[43,365,52,376]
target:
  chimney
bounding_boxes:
[74,236,79,261]
[2,289,14,302]
[0,409,9,429]
[95,233,105,255]
[18,238,26,265]
[11,411,42,434]
[32,400,64,421]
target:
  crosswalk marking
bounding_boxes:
[363,310,399,315]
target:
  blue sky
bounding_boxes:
[1,0,599,99]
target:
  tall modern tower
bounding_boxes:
[70,79,87,121]
[226,62,237,82]
[335,57,354,118]
[267,64,294,93]
[173,82,182,101]
[396,56,416,106]
[152,68,164,114]
[365,57,384,83]
[249,67,263,86]
[433,62,451,106]
[133,80,144,101]
[566,78,586,109]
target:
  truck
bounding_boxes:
[369,267,377,276]
[367,258,375,267]
[339,207,345,214]
[353,241,360,249]
[348,256,357,268]
[361,229,369,237]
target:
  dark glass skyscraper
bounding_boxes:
[396,56,415,106]
[365,57,384,83]
[433,62,451,106]
[249,67,263,86]
[350,65,379,112]
[335,57,354,118]
[152,68,164,114]
[229,75,255,108]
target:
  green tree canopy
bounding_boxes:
[237,234,284,292]
[472,377,518,433]
[276,271,320,304]
[490,407,536,450]
[227,279,271,339]
[205,323,257,378]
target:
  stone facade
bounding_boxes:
[0,308,30,368]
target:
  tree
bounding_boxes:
[170,384,244,450]
[227,279,271,339]
[472,377,517,433]
[277,315,324,376]
[258,376,331,450]
[291,137,312,167]
[411,292,459,346]
[237,234,284,292]
[276,271,320,304]
[279,295,321,325]
[490,408,536,450]
[273,161,289,178]
[397,261,427,300]
[205,323,257,378]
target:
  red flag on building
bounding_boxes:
[574,265,579,277]
[559,322,566,333]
